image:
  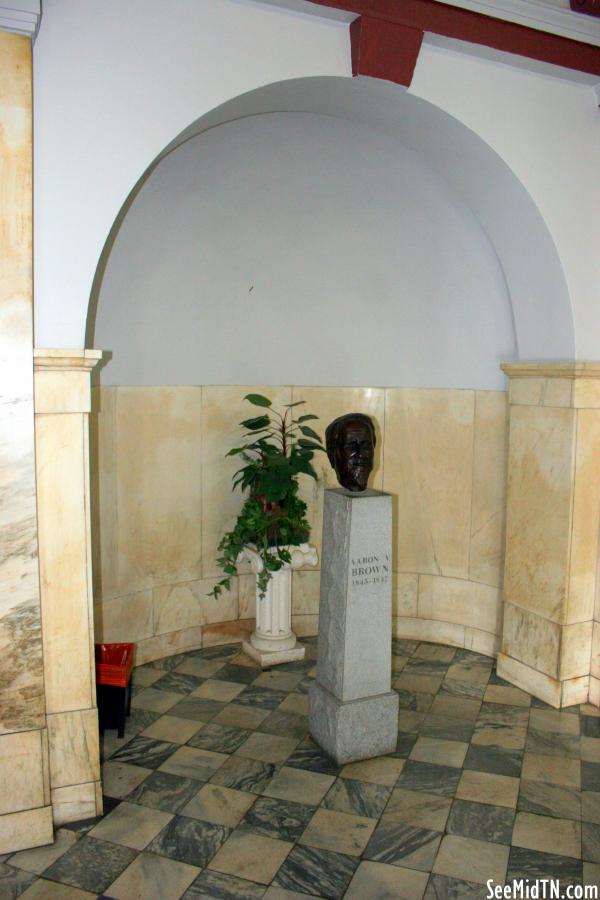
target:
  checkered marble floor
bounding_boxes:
[2,637,600,899]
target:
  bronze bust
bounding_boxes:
[325,413,376,493]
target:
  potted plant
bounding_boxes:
[210,393,324,665]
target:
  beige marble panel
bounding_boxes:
[116,387,202,594]
[291,386,385,562]
[509,378,544,407]
[509,378,573,408]
[90,386,118,603]
[543,379,574,408]
[0,806,53,855]
[34,370,91,414]
[51,781,100,826]
[292,614,319,637]
[567,409,600,623]
[503,405,575,622]
[201,386,292,579]
[95,589,154,643]
[573,379,600,409]
[497,653,561,708]
[589,677,600,708]
[502,603,560,679]
[153,578,238,636]
[292,570,321,615]
[47,709,100,789]
[0,34,45,737]
[135,626,204,665]
[418,575,501,636]
[0,730,45,815]
[560,621,593,681]
[393,573,419,618]
[393,616,465,649]
[36,413,94,713]
[470,392,508,588]
[384,389,474,579]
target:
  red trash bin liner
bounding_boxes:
[95,642,135,687]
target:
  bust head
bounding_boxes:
[325,413,376,493]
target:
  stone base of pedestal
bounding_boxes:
[242,640,305,669]
[309,680,399,765]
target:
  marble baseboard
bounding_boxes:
[393,616,466,651]
[0,729,47,816]
[51,780,102,825]
[561,675,590,708]
[497,654,561,708]
[0,806,53,855]
[203,619,253,649]
[497,653,590,709]
[47,708,100,789]
[135,626,204,665]
[589,677,600,708]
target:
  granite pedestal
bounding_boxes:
[309,488,398,764]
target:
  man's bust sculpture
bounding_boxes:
[325,413,376,493]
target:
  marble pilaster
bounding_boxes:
[0,32,52,853]
[498,363,600,707]
[34,348,104,822]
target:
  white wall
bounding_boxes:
[410,42,600,360]
[94,111,515,389]
[33,0,350,347]
[33,0,600,358]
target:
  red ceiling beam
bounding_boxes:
[310,0,600,78]
[350,16,424,85]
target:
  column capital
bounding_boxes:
[34,348,103,372]
[34,349,104,414]
[501,362,600,379]
[501,361,600,408]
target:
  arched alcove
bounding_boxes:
[88,78,574,370]
[89,76,575,665]
[92,109,516,390]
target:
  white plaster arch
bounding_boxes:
[86,75,574,365]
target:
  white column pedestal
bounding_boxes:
[240,543,318,668]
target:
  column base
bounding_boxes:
[242,639,305,669]
[309,680,399,765]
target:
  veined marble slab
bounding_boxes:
[0,31,44,735]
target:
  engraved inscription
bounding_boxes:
[351,553,390,587]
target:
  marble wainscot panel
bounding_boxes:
[92,384,509,667]
[383,388,475,580]
[499,364,600,708]
[116,387,203,595]
[310,488,398,763]
[0,33,52,853]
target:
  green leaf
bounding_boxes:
[226,447,246,456]
[284,401,306,408]
[299,425,322,442]
[297,438,324,450]
[244,393,272,407]
[296,414,319,423]
[240,415,270,431]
